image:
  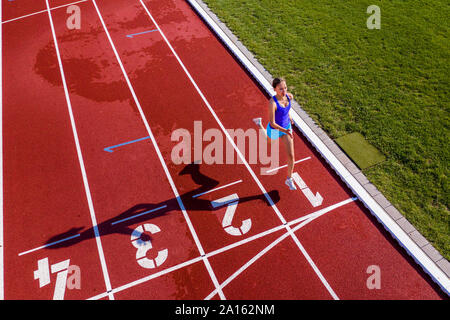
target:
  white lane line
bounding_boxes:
[205,197,356,259]
[204,228,291,300]
[91,0,225,300]
[0,0,3,300]
[139,0,337,300]
[86,197,355,300]
[287,227,339,299]
[45,0,114,300]
[192,180,242,198]
[87,255,204,300]
[138,0,286,224]
[263,157,311,174]
[204,198,357,300]
[18,234,81,257]
[2,0,88,24]
[111,205,167,225]
[203,197,355,264]
[287,197,357,227]
[90,233,276,300]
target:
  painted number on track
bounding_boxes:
[131,223,168,269]
[211,193,252,236]
[34,257,71,300]
[292,172,323,207]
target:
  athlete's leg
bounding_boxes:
[253,118,268,140]
[282,132,295,178]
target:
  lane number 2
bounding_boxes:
[211,193,252,236]
[131,223,168,269]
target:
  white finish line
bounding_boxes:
[2,0,89,24]
[263,157,311,174]
[18,234,81,257]
[192,180,243,198]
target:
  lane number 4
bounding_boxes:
[34,257,71,300]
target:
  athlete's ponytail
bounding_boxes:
[272,77,286,89]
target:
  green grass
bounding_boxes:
[202,0,450,259]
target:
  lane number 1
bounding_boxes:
[292,172,323,207]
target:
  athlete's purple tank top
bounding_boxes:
[269,95,291,129]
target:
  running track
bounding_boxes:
[1,0,446,300]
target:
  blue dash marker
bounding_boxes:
[104,136,150,153]
[126,29,158,38]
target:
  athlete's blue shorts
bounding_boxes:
[266,122,291,140]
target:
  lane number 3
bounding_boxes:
[131,224,168,269]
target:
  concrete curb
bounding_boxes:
[186,0,449,296]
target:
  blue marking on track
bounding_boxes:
[126,29,158,38]
[104,136,150,153]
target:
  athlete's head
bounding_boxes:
[272,78,287,97]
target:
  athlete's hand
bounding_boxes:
[284,128,293,139]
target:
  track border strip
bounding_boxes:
[184,0,449,295]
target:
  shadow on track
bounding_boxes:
[45,162,280,248]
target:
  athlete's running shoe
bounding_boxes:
[285,177,297,190]
[252,117,262,126]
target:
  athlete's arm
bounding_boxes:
[287,93,294,125]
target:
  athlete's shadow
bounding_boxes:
[45,162,280,249]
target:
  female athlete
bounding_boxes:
[253,78,297,190]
